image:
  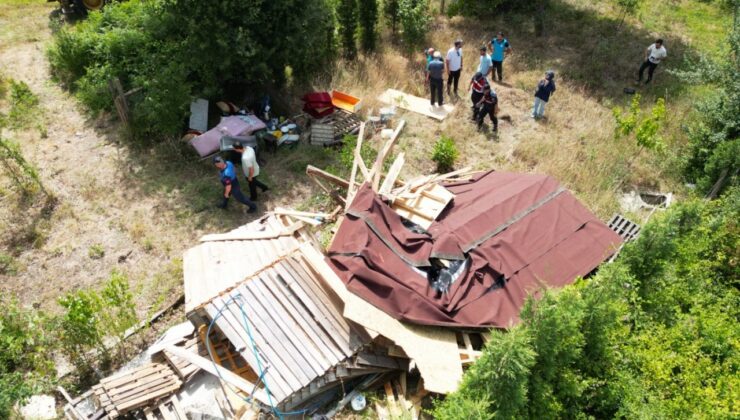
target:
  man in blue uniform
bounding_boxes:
[213,156,257,213]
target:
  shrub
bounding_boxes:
[88,244,105,259]
[7,80,40,130]
[58,270,138,366]
[0,300,55,418]
[338,0,358,58]
[358,0,379,51]
[431,135,458,172]
[0,252,19,276]
[0,137,47,197]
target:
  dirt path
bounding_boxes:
[0,4,301,314]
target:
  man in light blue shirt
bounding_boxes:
[477,46,492,78]
[487,31,512,82]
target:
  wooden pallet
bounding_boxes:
[608,214,641,241]
[310,109,362,145]
[93,362,181,418]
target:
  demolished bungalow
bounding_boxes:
[64,121,623,419]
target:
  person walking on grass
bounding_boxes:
[532,70,556,120]
[477,46,493,78]
[232,142,269,201]
[213,156,257,213]
[427,51,445,107]
[468,71,489,121]
[446,39,463,98]
[636,39,667,84]
[475,86,499,132]
[487,31,512,82]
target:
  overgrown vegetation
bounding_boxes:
[48,0,336,139]
[435,189,740,418]
[675,8,739,195]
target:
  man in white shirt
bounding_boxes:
[233,142,269,200]
[446,39,463,98]
[637,38,667,84]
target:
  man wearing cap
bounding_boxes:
[487,31,512,82]
[477,46,493,78]
[446,39,463,98]
[213,156,257,213]
[232,142,269,201]
[532,70,556,119]
[426,51,445,107]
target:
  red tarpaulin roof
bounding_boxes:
[326,171,622,328]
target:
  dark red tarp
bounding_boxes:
[326,171,622,328]
[302,92,334,118]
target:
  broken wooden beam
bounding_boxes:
[306,165,350,189]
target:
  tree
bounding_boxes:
[383,0,400,35]
[398,0,429,52]
[358,0,379,51]
[338,0,358,58]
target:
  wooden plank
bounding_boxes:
[163,345,271,405]
[115,381,181,412]
[379,152,405,197]
[203,303,290,400]
[100,363,168,387]
[273,260,353,357]
[233,284,316,385]
[258,271,344,363]
[211,296,294,400]
[143,407,156,420]
[244,280,328,375]
[347,122,366,204]
[170,396,188,420]
[57,387,86,420]
[158,403,177,420]
[199,222,303,242]
[306,165,350,189]
[370,120,406,191]
[219,292,304,394]
[283,256,355,340]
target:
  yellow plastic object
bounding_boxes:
[331,90,362,113]
[272,130,283,138]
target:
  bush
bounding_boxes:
[358,0,379,52]
[0,300,55,418]
[7,80,40,130]
[431,135,458,172]
[58,270,138,366]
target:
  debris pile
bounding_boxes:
[64,118,632,420]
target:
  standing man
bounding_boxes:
[477,46,493,79]
[487,32,512,82]
[475,86,499,132]
[427,51,445,107]
[213,156,257,213]
[468,71,489,121]
[637,39,667,84]
[232,142,269,201]
[532,70,556,120]
[446,39,463,98]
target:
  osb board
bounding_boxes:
[378,89,455,121]
[299,243,463,394]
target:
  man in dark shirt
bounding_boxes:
[468,71,489,120]
[213,156,257,213]
[532,70,556,119]
[475,86,498,132]
[426,51,445,107]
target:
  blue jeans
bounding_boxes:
[532,97,547,118]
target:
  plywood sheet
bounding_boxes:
[378,89,455,121]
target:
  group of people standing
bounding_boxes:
[425,32,558,130]
[426,33,668,129]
